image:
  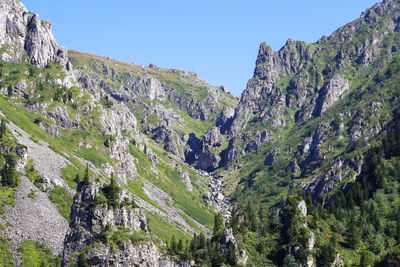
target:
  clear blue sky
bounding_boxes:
[22,0,379,95]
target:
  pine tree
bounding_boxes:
[283,255,299,267]
[396,216,400,243]
[213,213,224,239]
[198,233,206,249]
[347,216,360,249]
[225,244,237,266]
[258,205,265,221]
[170,235,177,254]
[102,174,120,209]
[1,163,8,186]
[211,250,224,267]
[245,201,256,231]
[104,138,110,148]
[74,174,80,185]
[189,235,196,253]
[7,85,12,97]
[317,242,336,267]
[177,239,183,253]
[1,162,17,188]
[83,164,90,185]
[77,251,89,267]
[0,118,6,139]
[305,192,312,208]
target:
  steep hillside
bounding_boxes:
[0,0,238,265]
[215,0,400,206]
[200,0,400,266]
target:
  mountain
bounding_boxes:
[1,0,400,266]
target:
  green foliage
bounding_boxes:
[101,174,120,209]
[1,160,18,188]
[26,160,44,189]
[110,227,148,245]
[99,96,113,109]
[76,148,109,168]
[317,242,336,267]
[18,240,61,267]
[49,187,73,222]
[146,212,188,244]
[83,164,90,185]
[0,233,14,266]
[92,193,107,207]
[27,189,36,199]
[0,186,16,217]
[213,213,224,239]
[0,119,5,139]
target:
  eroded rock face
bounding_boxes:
[0,0,68,67]
[62,182,192,267]
[133,76,165,101]
[85,242,193,267]
[185,127,224,172]
[313,74,350,116]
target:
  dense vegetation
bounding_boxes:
[167,213,239,267]
[194,119,400,267]
[18,240,61,267]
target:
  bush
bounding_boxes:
[18,240,61,267]
[49,187,73,222]
[92,194,107,207]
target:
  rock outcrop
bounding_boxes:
[62,182,193,267]
[0,0,68,67]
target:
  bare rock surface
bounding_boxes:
[1,176,69,265]
[203,172,231,219]
[63,182,194,267]
[0,0,68,67]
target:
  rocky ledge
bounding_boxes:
[62,182,193,267]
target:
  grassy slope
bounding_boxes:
[0,57,216,245]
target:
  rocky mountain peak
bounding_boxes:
[0,0,68,68]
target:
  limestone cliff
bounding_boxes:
[62,182,192,267]
[0,0,68,67]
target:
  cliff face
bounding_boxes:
[0,0,68,67]
[62,182,192,267]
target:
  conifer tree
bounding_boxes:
[225,244,237,266]
[102,173,120,209]
[170,235,177,254]
[7,85,12,97]
[347,216,360,249]
[258,205,265,221]
[177,239,183,253]
[74,174,80,185]
[198,233,206,249]
[396,215,400,243]
[83,164,90,185]
[0,118,5,139]
[245,201,257,231]
[213,213,224,238]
